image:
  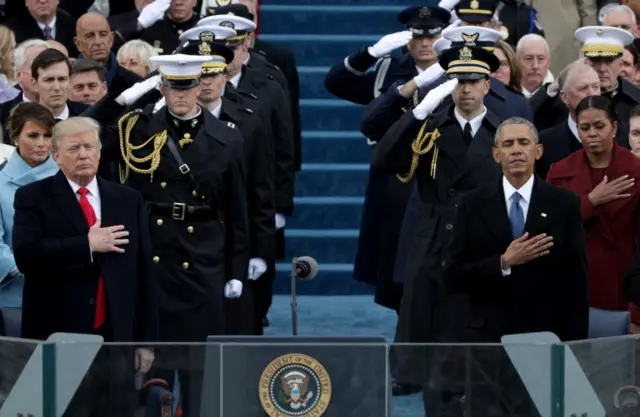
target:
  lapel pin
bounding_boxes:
[541,213,547,217]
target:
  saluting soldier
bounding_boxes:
[179,25,276,335]
[324,5,451,106]
[372,45,503,415]
[84,53,249,416]
[138,0,201,55]
[198,13,296,328]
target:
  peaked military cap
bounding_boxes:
[198,14,256,46]
[150,54,211,89]
[575,26,634,59]
[176,25,236,56]
[439,45,500,80]
[442,26,503,51]
[397,6,452,37]
[455,0,498,23]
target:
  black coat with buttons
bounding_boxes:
[372,104,503,345]
[84,96,249,341]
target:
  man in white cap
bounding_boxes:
[198,11,296,332]
[83,52,249,415]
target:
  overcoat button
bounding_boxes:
[448,189,455,196]
[157,219,163,226]
[160,182,167,188]
[192,190,198,197]
[89,298,95,305]
[153,256,160,263]
[445,224,453,230]
[182,262,189,269]
[187,226,194,233]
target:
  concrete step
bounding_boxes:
[288,196,364,229]
[300,98,364,131]
[298,66,333,99]
[284,228,359,264]
[295,163,369,197]
[301,130,371,164]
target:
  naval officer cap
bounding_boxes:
[397,6,452,37]
[149,54,211,89]
[455,0,497,23]
[439,45,500,80]
[433,38,451,55]
[442,26,502,50]
[175,27,235,74]
[575,26,634,59]
[176,25,236,55]
[198,11,257,46]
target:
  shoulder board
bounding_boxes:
[227,121,236,129]
[239,90,259,100]
[240,107,253,115]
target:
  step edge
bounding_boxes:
[286,229,360,238]
[275,263,354,272]
[300,98,360,106]
[261,5,404,12]
[302,130,364,139]
[294,196,365,204]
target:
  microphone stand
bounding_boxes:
[290,257,298,336]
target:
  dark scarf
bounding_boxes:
[78,52,118,88]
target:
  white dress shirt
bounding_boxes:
[67,176,102,221]
[501,174,535,276]
[209,101,222,118]
[453,106,487,137]
[36,16,57,39]
[567,114,581,142]
[228,55,251,88]
[55,104,70,121]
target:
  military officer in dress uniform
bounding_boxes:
[139,0,201,55]
[197,13,295,328]
[531,26,640,145]
[180,25,276,335]
[83,54,249,416]
[324,5,452,106]
[372,45,503,415]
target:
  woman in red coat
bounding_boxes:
[547,95,640,316]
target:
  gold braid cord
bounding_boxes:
[117,111,168,183]
[396,120,441,183]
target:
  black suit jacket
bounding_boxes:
[537,121,583,180]
[0,91,22,144]
[5,10,79,57]
[442,177,589,342]
[13,171,158,342]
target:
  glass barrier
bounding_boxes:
[0,336,636,417]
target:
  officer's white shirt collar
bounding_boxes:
[567,114,581,142]
[55,104,70,121]
[209,101,222,118]
[503,174,534,217]
[229,55,251,88]
[168,106,202,120]
[521,71,554,98]
[36,15,56,38]
[453,106,487,137]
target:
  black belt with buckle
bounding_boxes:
[148,202,222,221]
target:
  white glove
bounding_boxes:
[134,348,154,375]
[248,257,267,280]
[414,63,445,88]
[275,213,286,230]
[119,75,161,106]
[412,78,459,121]
[438,0,460,11]
[137,0,171,29]
[153,96,166,113]
[224,279,243,299]
[367,31,413,59]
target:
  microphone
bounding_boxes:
[294,256,319,280]
[290,256,319,336]
[614,386,640,416]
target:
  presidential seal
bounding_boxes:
[259,353,331,417]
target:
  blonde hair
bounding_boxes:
[52,117,101,152]
[116,40,158,74]
[0,26,16,80]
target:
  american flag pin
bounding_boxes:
[541,213,547,217]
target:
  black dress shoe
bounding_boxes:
[262,317,270,327]
[392,381,421,396]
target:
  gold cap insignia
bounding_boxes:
[215,0,231,5]
[462,32,479,45]
[200,31,215,43]
[470,0,480,10]
[596,28,604,36]
[459,46,473,61]
[219,21,235,29]
[419,7,430,18]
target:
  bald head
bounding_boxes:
[48,40,69,57]
[74,12,114,64]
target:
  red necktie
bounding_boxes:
[77,187,107,329]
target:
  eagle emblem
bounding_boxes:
[596,28,604,36]
[470,0,480,10]
[459,46,473,61]
[461,32,479,45]
[259,354,331,417]
[199,31,214,55]
[419,7,430,18]
[219,21,235,29]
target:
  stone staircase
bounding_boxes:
[261,0,431,295]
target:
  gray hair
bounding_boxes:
[601,4,637,26]
[562,61,597,92]
[13,39,50,74]
[494,117,539,146]
[515,33,549,56]
[116,40,158,73]
[52,117,102,153]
